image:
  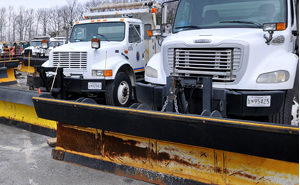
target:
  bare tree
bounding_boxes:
[25,9,35,40]
[3,0,168,42]
[40,9,49,36]
[15,6,27,41]
[35,9,44,36]
[0,7,7,41]
[83,0,102,12]
[7,6,14,42]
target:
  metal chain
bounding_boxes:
[174,95,179,113]
[161,96,169,112]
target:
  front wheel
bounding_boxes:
[105,72,132,107]
[269,82,299,125]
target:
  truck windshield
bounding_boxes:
[30,41,42,47]
[173,0,286,33]
[70,22,125,42]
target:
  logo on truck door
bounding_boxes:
[136,52,140,61]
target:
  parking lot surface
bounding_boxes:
[0,123,152,185]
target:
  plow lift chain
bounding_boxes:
[161,77,188,113]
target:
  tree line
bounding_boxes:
[0,0,172,44]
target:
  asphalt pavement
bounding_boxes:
[0,123,152,185]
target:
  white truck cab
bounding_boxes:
[22,36,50,57]
[42,1,160,107]
[136,0,299,125]
[46,37,66,56]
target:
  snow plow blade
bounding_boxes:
[0,60,19,85]
[18,57,47,73]
[0,87,57,136]
[32,97,299,185]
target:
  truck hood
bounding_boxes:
[51,41,124,52]
[24,46,41,50]
[164,28,266,44]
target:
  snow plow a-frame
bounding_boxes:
[32,96,299,185]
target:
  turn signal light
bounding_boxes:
[151,8,157,13]
[147,30,152,37]
[276,23,286,30]
[104,70,113,77]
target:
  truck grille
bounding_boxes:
[53,52,87,69]
[170,48,241,82]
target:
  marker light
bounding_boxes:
[147,30,153,37]
[152,8,157,13]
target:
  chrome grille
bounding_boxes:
[169,48,241,82]
[53,52,87,69]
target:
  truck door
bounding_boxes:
[128,24,145,73]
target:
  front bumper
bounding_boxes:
[136,82,285,117]
[29,75,108,93]
[62,77,107,93]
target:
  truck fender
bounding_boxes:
[145,52,167,85]
[255,52,298,90]
[91,56,135,84]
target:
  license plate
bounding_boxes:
[247,96,271,107]
[88,82,102,90]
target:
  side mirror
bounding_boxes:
[41,40,48,49]
[91,38,100,49]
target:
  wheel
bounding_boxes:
[105,72,132,107]
[291,95,299,126]
[269,79,299,125]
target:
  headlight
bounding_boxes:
[92,70,112,77]
[92,70,104,76]
[257,70,289,83]
[145,66,158,78]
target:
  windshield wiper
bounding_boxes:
[175,25,201,30]
[220,21,262,28]
[97,34,109,41]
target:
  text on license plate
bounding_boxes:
[88,82,102,90]
[247,96,271,107]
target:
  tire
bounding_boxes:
[105,72,132,107]
[269,73,299,125]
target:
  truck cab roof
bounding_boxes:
[76,17,143,25]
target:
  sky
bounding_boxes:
[2,0,90,11]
